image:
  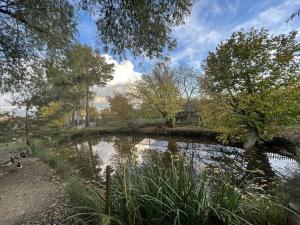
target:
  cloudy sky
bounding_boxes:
[1,0,300,113]
[79,0,300,109]
[170,0,300,66]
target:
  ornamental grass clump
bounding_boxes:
[67,157,287,225]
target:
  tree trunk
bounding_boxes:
[165,117,175,128]
[85,86,90,128]
[243,129,258,149]
[105,165,112,216]
[71,110,75,128]
[24,105,31,154]
[187,101,192,123]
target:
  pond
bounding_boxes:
[56,135,300,189]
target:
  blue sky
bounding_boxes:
[78,0,300,72]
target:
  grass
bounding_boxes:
[67,177,107,224]
[0,139,27,153]
[34,148,74,179]
[67,157,287,225]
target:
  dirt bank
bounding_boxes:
[68,126,220,141]
[68,126,299,150]
[0,157,66,225]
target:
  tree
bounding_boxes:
[9,59,50,149]
[131,62,183,127]
[80,0,193,58]
[45,57,86,128]
[201,28,300,147]
[173,65,200,122]
[0,0,193,92]
[107,92,136,125]
[65,44,114,128]
[0,0,76,92]
[39,101,70,128]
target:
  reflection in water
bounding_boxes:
[57,136,300,187]
[58,142,102,181]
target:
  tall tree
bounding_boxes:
[201,28,300,147]
[9,59,49,149]
[65,44,114,128]
[131,62,183,127]
[46,58,86,128]
[173,65,200,122]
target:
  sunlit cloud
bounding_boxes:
[93,56,142,109]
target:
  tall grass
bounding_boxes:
[0,139,26,153]
[66,177,106,224]
[67,157,287,225]
[35,149,73,178]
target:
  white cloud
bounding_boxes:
[170,1,225,65]
[93,56,142,109]
[101,54,141,85]
[94,96,107,104]
[0,94,13,113]
[233,0,300,34]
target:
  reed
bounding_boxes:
[67,157,287,225]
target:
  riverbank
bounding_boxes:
[65,125,300,151]
[67,126,219,141]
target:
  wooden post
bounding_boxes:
[105,165,112,216]
[85,86,90,128]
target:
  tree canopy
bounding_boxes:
[64,44,114,127]
[201,28,300,145]
[80,0,193,58]
[37,44,115,129]
[0,0,193,92]
[131,62,183,127]
[0,0,76,92]
[108,92,136,125]
[173,65,200,121]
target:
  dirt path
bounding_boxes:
[0,157,65,225]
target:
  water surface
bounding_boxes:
[56,135,300,187]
